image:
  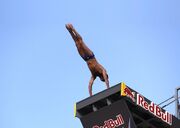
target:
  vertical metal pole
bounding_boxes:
[175,88,178,118]
[175,87,180,119]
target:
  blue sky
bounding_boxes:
[0,0,180,128]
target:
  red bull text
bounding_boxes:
[137,94,172,125]
[121,84,172,125]
[92,114,124,128]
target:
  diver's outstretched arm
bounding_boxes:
[88,76,96,96]
[103,70,109,89]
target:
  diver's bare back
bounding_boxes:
[66,24,109,96]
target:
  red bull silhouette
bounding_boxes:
[65,24,109,96]
[124,87,135,102]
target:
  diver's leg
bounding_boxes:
[66,24,94,60]
[66,24,82,42]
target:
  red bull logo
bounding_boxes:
[92,114,124,128]
[121,82,135,102]
[121,83,173,125]
[137,94,172,125]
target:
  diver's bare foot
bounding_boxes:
[65,24,73,30]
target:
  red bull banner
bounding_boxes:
[80,100,136,128]
[120,82,173,125]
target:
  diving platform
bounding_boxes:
[75,83,180,128]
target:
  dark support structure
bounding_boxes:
[175,87,180,119]
[75,83,180,128]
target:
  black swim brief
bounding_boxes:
[83,53,95,61]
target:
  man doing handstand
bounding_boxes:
[66,24,109,96]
